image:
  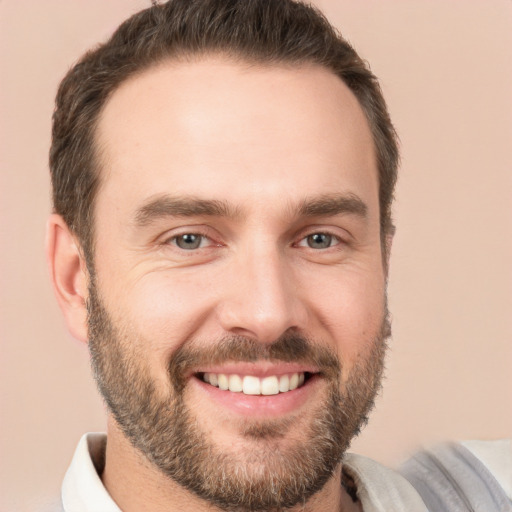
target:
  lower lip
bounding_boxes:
[191,375,321,418]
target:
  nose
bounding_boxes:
[216,243,308,344]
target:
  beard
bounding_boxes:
[87,281,389,512]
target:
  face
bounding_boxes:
[88,57,388,511]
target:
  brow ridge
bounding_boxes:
[297,193,368,218]
[135,195,242,226]
[134,192,368,227]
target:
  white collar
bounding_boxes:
[62,433,121,512]
[343,453,428,512]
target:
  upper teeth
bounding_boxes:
[203,372,305,395]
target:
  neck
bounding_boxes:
[101,418,361,512]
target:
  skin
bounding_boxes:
[47,57,388,512]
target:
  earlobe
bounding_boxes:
[46,214,89,343]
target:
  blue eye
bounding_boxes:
[173,233,205,250]
[305,233,335,249]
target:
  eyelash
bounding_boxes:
[296,232,342,250]
[164,230,345,252]
[164,230,217,251]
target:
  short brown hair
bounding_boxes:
[50,0,399,265]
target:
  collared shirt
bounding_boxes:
[461,439,512,500]
[62,433,120,512]
[59,433,429,511]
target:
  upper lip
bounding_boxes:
[189,362,320,379]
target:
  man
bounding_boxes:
[46,1,511,511]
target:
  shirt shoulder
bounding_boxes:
[460,439,512,500]
[400,441,512,512]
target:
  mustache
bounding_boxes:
[168,332,341,391]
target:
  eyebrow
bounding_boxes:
[135,195,242,226]
[134,192,368,227]
[297,193,368,219]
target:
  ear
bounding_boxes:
[46,214,89,343]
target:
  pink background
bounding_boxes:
[1,1,511,510]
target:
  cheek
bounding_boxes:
[303,265,386,361]
[116,271,218,351]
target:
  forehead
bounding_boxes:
[94,57,377,217]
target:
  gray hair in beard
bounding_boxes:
[87,281,389,511]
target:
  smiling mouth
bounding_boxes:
[198,372,313,396]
